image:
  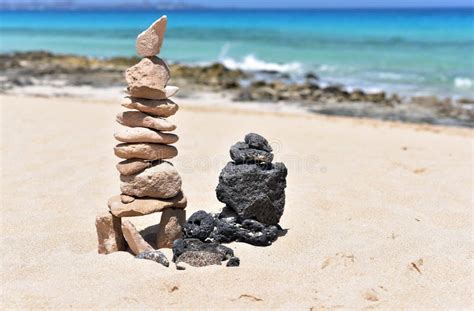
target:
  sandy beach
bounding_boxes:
[1,94,472,309]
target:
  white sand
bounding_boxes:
[1,94,472,309]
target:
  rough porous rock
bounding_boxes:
[156,208,186,249]
[183,210,216,241]
[216,162,287,224]
[121,220,154,255]
[125,57,170,99]
[116,159,152,176]
[114,127,178,144]
[136,15,167,57]
[108,191,187,217]
[245,133,272,152]
[230,141,273,164]
[226,257,240,267]
[172,238,234,262]
[95,211,126,254]
[136,250,169,267]
[121,96,178,117]
[114,143,177,160]
[120,161,182,199]
[116,111,176,132]
[176,251,222,267]
[183,209,280,246]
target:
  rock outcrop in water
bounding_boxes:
[95,15,185,267]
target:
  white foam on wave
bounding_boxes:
[219,51,303,74]
[454,77,473,89]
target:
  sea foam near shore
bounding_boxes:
[1,9,473,98]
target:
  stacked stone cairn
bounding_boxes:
[95,16,187,267]
[172,133,288,268]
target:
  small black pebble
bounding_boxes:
[226,257,240,267]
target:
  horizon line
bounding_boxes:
[1,6,473,10]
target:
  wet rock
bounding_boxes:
[121,97,178,117]
[136,15,167,57]
[95,211,126,254]
[116,111,176,132]
[226,257,240,267]
[176,251,222,267]
[216,162,287,225]
[172,238,234,262]
[136,250,169,267]
[114,143,177,161]
[120,161,182,199]
[125,57,170,99]
[183,210,216,241]
[116,159,152,176]
[108,191,187,217]
[156,208,186,249]
[114,127,178,144]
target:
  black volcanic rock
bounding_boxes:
[244,133,272,152]
[183,209,281,246]
[230,142,273,164]
[226,257,240,267]
[216,162,287,225]
[183,210,216,241]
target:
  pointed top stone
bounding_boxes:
[136,15,168,57]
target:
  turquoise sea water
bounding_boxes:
[0,9,473,97]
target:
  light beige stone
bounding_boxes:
[121,220,154,255]
[116,111,176,132]
[121,97,178,117]
[108,192,187,217]
[114,143,177,160]
[127,85,180,100]
[136,15,167,57]
[120,194,135,204]
[95,211,126,254]
[116,159,152,175]
[125,57,170,100]
[156,208,186,249]
[114,127,178,144]
[120,161,182,199]
[164,86,179,98]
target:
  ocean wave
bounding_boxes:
[454,77,473,89]
[220,54,303,74]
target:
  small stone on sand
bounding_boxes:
[95,211,126,254]
[121,220,154,255]
[156,208,186,249]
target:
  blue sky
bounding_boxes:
[7,0,474,8]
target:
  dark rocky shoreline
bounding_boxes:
[1,51,473,127]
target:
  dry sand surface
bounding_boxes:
[1,94,473,309]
